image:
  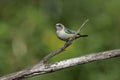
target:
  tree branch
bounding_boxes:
[0,49,120,80]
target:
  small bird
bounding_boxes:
[55,23,88,41]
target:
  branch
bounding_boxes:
[0,49,120,80]
[76,19,89,34]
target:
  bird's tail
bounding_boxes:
[75,34,88,39]
[80,34,88,37]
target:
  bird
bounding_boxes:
[55,23,88,41]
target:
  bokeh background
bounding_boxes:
[0,0,120,80]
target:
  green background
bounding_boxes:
[0,0,120,80]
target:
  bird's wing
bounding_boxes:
[64,28,76,34]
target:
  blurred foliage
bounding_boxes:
[0,0,120,80]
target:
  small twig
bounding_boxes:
[76,19,89,34]
[39,19,89,64]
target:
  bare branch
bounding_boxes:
[0,49,120,80]
[76,19,89,34]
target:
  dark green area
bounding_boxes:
[0,0,120,80]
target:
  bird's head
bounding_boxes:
[55,23,65,31]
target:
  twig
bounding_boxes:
[76,19,89,34]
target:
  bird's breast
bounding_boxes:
[56,30,74,40]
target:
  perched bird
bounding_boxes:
[55,23,88,41]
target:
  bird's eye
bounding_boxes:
[56,23,63,29]
[57,24,61,27]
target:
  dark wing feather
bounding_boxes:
[64,28,76,34]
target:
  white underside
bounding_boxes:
[56,30,74,40]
